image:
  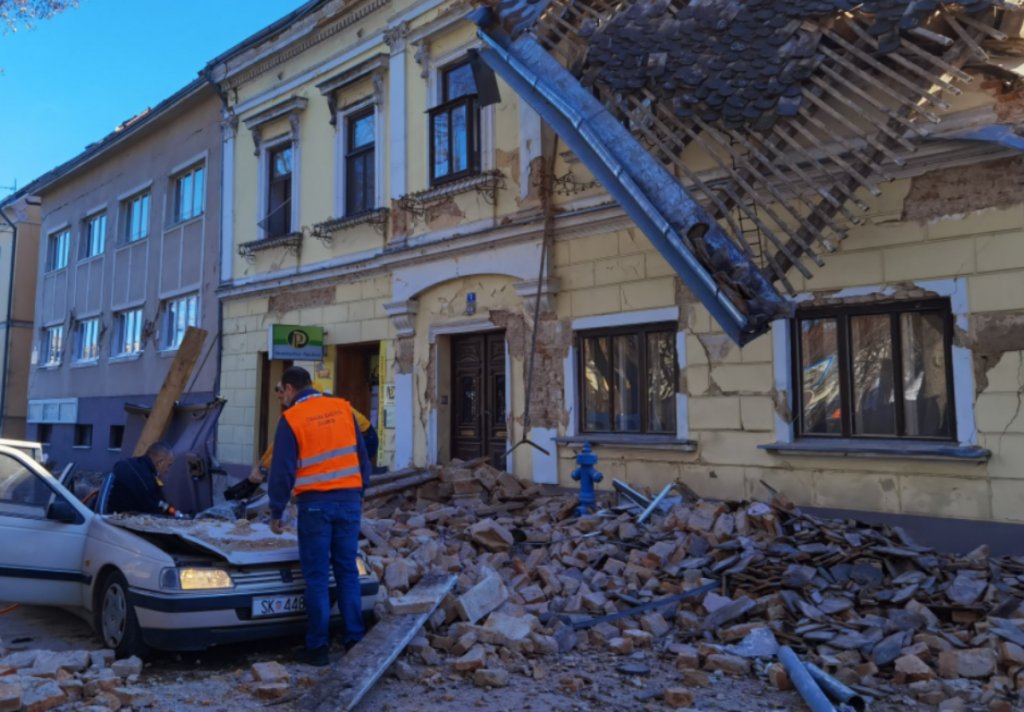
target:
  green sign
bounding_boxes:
[269,325,324,361]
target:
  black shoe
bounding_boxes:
[295,645,330,667]
[342,637,363,653]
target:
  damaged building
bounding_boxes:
[209,0,1024,531]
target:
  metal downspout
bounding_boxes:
[0,206,17,437]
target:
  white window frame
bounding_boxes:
[27,398,78,424]
[257,135,300,241]
[171,163,206,226]
[73,317,101,363]
[121,192,151,244]
[113,308,145,358]
[335,99,385,219]
[563,307,688,441]
[771,278,976,447]
[427,45,496,178]
[45,229,70,273]
[40,326,64,367]
[161,293,199,352]
[79,213,106,261]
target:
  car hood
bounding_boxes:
[106,515,301,566]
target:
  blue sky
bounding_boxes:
[0,1,299,196]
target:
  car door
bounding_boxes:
[0,445,93,606]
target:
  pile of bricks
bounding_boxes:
[362,460,1024,710]
[0,649,147,712]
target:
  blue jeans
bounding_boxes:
[363,426,379,462]
[297,500,365,649]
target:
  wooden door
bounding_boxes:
[451,332,508,470]
[336,345,371,417]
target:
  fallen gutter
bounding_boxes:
[471,8,790,345]
[779,645,838,712]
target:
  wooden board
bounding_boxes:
[133,326,208,456]
[300,572,457,712]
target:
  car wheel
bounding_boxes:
[95,570,151,659]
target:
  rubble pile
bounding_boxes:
[0,649,148,712]
[363,459,1024,710]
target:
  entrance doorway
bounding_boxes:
[450,331,508,470]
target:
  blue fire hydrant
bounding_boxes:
[571,443,603,516]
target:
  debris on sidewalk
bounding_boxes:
[0,648,148,712]
[356,458,1024,710]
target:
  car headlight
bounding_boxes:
[160,567,234,590]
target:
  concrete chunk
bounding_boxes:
[251,661,290,684]
[455,568,509,623]
[0,679,21,712]
[18,677,66,712]
[473,668,510,688]
[470,519,514,552]
[110,656,143,678]
[663,687,695,709]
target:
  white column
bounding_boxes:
[219,115,237,284]
[394,372,415,468]
[530,428,558,484]
[386,23,409,201]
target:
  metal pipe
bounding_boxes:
[637,483,673,524]
[779,646,837,712]
[806,663,869,712]
[0,204,18,437]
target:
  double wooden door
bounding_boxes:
[450,332,508,470]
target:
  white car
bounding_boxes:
[0,444,378,658]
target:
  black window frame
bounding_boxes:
[109,425,125,451]
[576,322,679,436]
[428,60,481,186]
[791,298,957,442]
[266,145,294,238]
[345,107,376,217]
[74,423,93,449]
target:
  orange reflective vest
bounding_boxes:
[282,393,363,496]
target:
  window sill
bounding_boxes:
[759,439,990,462]
[157,349,180,359]
[115,237,148,252]
[166,213,204,231]
[37,364,61,371]
[72,446,92,450]
[237,233,302,264]
[556,435,697,452]
[109,352,143,363]
[312,209,389,243]
[77,254,104,265]
[398,170,504,212]
[70,360,99,369]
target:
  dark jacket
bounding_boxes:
[268,388,371,520]
[107,455,165,515]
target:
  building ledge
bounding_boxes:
[109,352,143,364]
[759,439,990,462]
[398,170,505,214]
[556,435,697,452]
[70,360,99,369]
[311,209,389,245]
[238,233,302,264]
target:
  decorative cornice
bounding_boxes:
[244,96,307,156]
[221,0,390,90]
[384,299,419,336]
[219,114,239,141]
[238,233,302,264]
[513,278,561,314]
[414,40,430,79]
[383,21,409,52]
[311,209,390,246]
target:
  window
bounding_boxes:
[114,309,144,357]
[579,323,677,435]
[74,424,93,448]
[173,165,205,223]
[429,61,480,185]
[345,109,376,216]
[792,299,955,440]
[73,318,100,363]
[163,293,197,351]
[46,230,69,272]
[37,424,52,445]
[41,326,63,366]
[0,452,54,517]
[80,214,106,260]
[109,425,125,451]
[123,193,150,243]
[266,146,293,237]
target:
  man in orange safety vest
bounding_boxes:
[268,366,371,666]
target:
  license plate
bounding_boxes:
[252,594,305,618]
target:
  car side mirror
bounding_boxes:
[47,500,80,524]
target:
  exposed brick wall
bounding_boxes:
[902,156,1024,223]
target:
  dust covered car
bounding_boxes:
[0,401,378,658]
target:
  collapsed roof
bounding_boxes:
[471,0,1024,344]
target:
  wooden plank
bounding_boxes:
[299,572,458,712]
[132,326,208,456]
